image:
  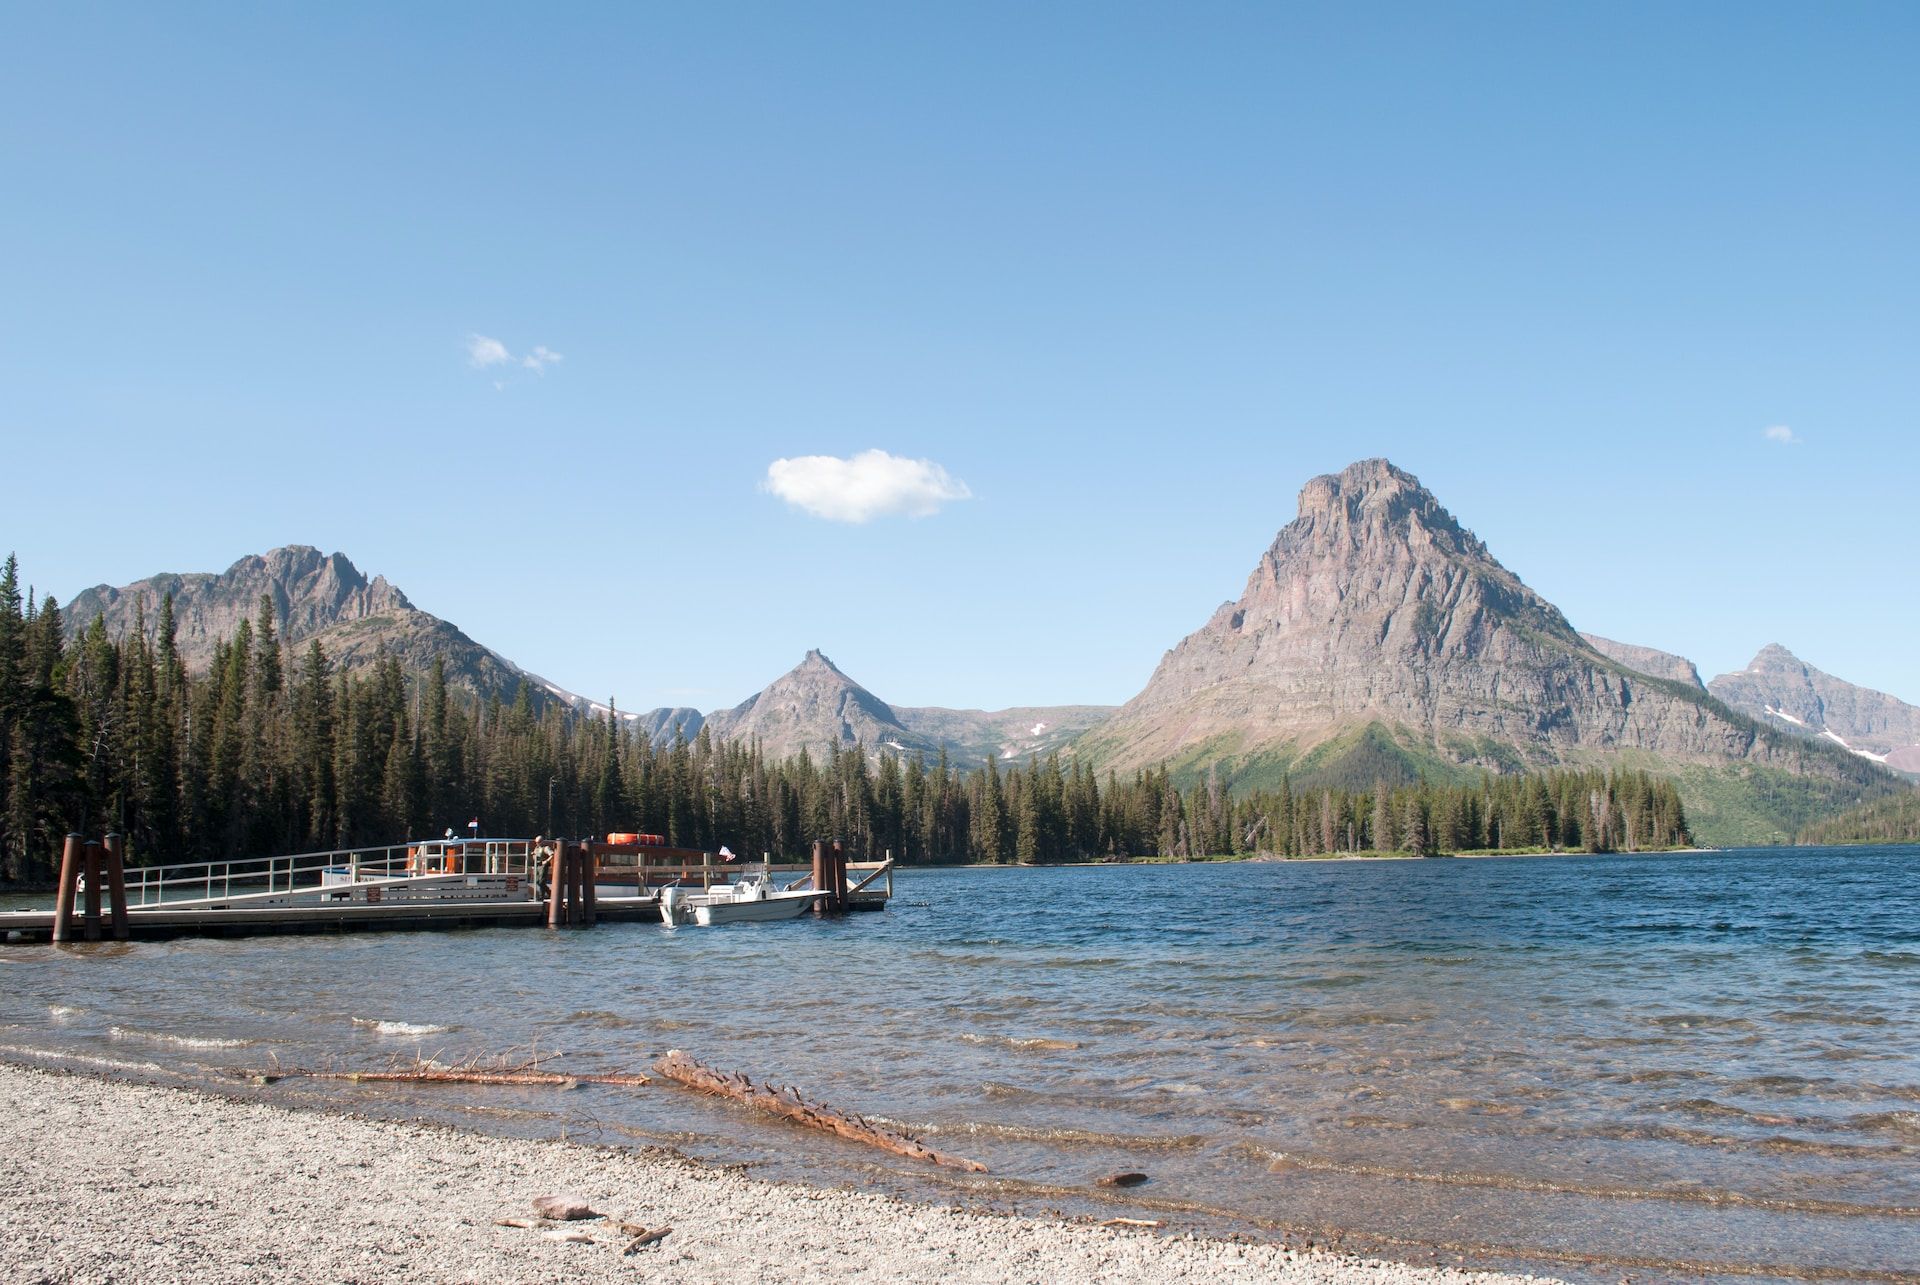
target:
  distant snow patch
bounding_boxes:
[1765,705,1808,728]
[1818,727,1891,764]
[1030,722,1048,737]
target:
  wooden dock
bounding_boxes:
[0,835,892,945]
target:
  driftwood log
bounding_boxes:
[622,1226,673,1254]
[653,1049,987,1173]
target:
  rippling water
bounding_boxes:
[5,847,1918,1281]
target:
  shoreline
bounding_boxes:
[0,1059,1559,1284]
[997,845,1713,869]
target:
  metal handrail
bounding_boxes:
[121,839,534,907]
[113,842,881,908]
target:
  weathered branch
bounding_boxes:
[653,1049,986,1172]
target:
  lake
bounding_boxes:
[3,847,1917,1281]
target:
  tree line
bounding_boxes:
[1795,790,1920,846]
[0,556,1690,883]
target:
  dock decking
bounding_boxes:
[0,836,892,944]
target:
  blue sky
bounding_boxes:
[4,3,1915,712]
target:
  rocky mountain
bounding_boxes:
[1077,459,1895,843]
[894,704,1116,765]
[1709,645,1920,774]
[1579,634,1705,691]
[653,651,1115,766]
[633,707,706,745]
[61,546,579,710]
[697,650,943,762]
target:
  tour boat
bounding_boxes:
[658,871,823,926]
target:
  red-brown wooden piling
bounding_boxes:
[103,832,130,941]
[580,846,598,926]
[810,840,826,917]
[52,833,83,944]
[82,839,104,941]
[546,841,568,928]
[831,839,848,913]
[568,845,588,926]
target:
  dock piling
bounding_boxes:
[580,844,597,927]
[52,834,83,944]
[82,839,104,941]
[810,840,826,917]
[546,840,567,928]
[104,833,130,940]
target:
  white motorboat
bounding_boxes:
[659,871,823,926]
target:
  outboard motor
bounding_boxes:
[660,884,688,925]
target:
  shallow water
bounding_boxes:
[4,847,1918,1281]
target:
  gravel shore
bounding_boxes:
[0,1062,1559,1285]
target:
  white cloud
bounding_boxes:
[1763,424,1801,445]
[467,334,512,368]
[764,449,972,523]
[522,345,564,373]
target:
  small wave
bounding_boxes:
[1057,1017,1151,1036]
[1669,1097,1807,1127]
[108,1026,249,1050]
[1644,1013,1755,1032]
[1770,1007,1890,1028]
[1853,1111,1920,1141]
[873,1115,1209,1151]
[47,1004,81,1018]
[352,1018,451,1037]
[1233,1141,1920,1217]
[957,1033,1082,1052]
[1437,1098,1529,1116]
[1342,1114,1419,1131]
[563,1010,639,1029]
[0,1042,166,1074]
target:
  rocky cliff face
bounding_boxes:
[1080,460,1883,799]
[62,546,567,708]
[1579,634,1705,691]
[1709,645,1920,773]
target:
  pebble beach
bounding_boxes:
[0,1062,1559,1285]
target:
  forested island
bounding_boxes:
[2,557,1694,883]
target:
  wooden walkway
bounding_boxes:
[0,836,892,945]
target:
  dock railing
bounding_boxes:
[121,839,536,907]
[115,840,884,909]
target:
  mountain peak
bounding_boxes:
[704,650,936,761]
[1290,459,1479,557]
[1749,643,1806,671]
[59,546,525,701]
[1080,460,1857,799]
[798,648,843,675]
[1710,647,1920,770]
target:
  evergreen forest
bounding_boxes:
[0,556,1694,884]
